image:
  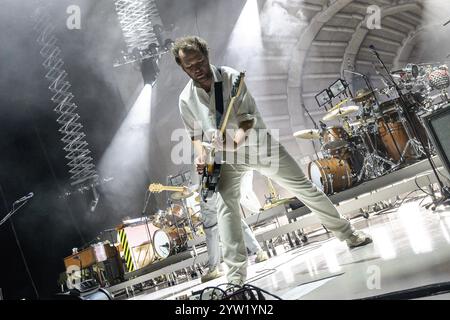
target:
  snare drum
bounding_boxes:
[308,158,352,195]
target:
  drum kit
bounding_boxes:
[115,187,202,271]
[295,62,450,195]
[149,196,200,260]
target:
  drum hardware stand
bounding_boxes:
[181,197,196,239]
[394,106,426,160]
[170,204,187,254]
[326,173,335,194]
[345,68,404,168]
[356,124,396,182]
[370,45,450,209]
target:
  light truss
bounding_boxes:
[33,8,99,187]
[114,0,162,52]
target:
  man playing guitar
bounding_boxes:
[172,36,372,287]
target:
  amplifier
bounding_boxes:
[64,243,118,269]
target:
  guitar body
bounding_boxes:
[199,71,245,203]
[201,162,222,202]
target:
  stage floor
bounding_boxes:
[127,191,450,300]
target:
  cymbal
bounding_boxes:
[322,105,359,121]
[329,98,349,112]
[293,129,320,140]
[170,190,194,200]
[349,121,362,127]
[353,89,375,103]
[349,117,376,127]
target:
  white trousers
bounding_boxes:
[216,140,355,283]
[201,193,261,269]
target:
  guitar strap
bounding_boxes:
[214,67,224,129]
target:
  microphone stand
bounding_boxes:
[302,103,320,160]
[0,200,28,227]
[370,45,450,208]
[0,197,39,299]
[141,190,154,264]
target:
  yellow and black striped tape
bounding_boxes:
[118,229,135,273]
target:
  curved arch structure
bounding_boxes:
[287,0,353,154]
[341,2,422,85]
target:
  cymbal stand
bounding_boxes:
[181,198,195,244]
[302,103,322,160]
[168,202,185,253]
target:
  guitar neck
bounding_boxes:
[219,72,245,135]
[149,185,186,193]
[220,95,238,135]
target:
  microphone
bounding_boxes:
[319,121,327,129]
[14,192,34,204]
[368,45,378,57]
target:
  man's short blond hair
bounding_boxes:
[171,36,209,65]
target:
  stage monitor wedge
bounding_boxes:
[421,104,450,177]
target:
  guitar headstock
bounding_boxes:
[231,71,246,98]
[148,183,164,193]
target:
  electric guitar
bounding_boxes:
[200,71,246,202]
[148,183,194,200]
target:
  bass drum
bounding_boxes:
[153,230,172,259]
[153,227,186,259]
[308,158,352,195]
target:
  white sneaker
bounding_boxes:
[201,267,223,283]
[345,230,373,249]
[255,250,269,263]
[225,279,247,300]
[225,279,244,292]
